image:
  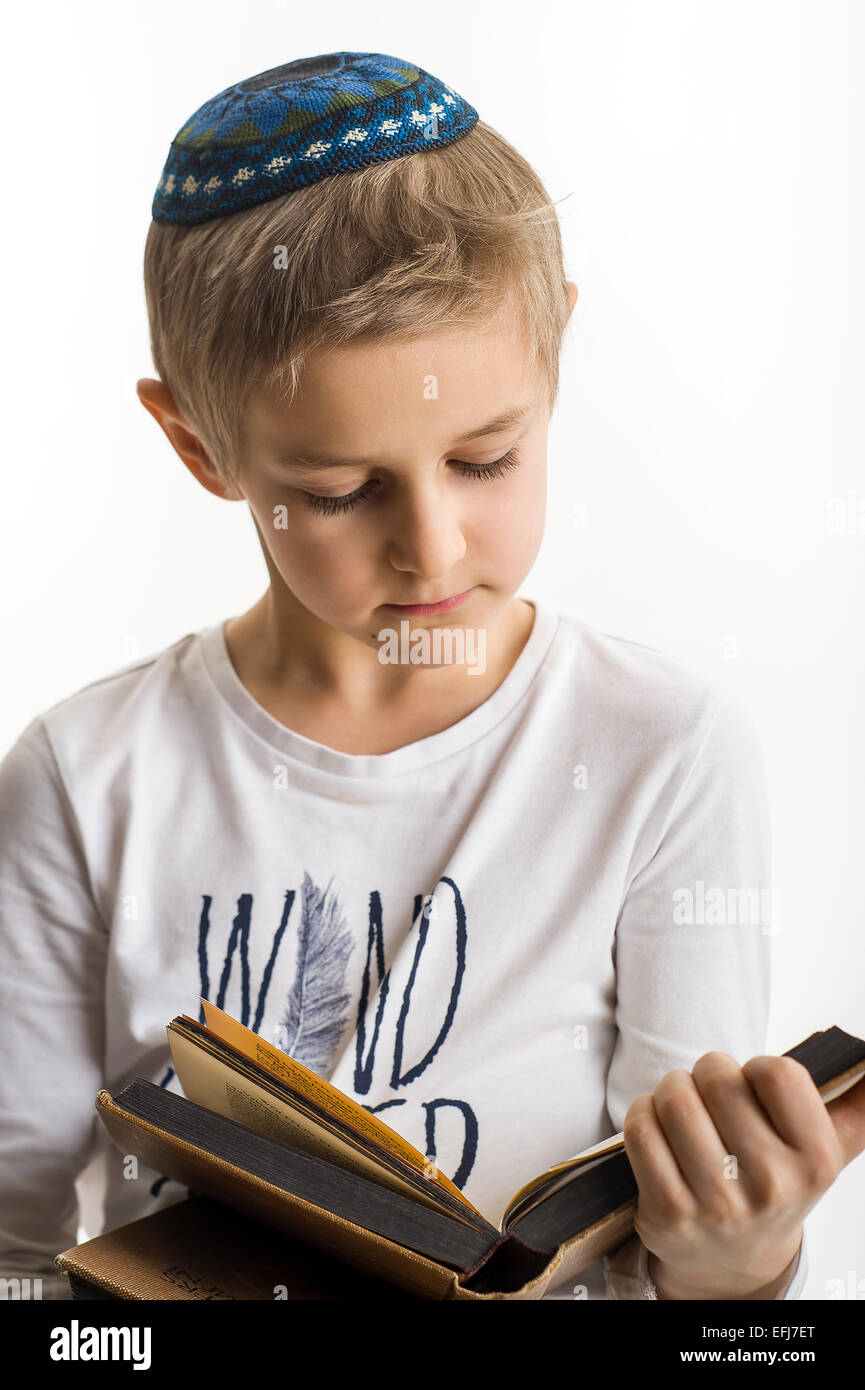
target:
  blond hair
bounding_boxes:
[143,120,573,486]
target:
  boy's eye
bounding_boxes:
[300,448,523,516]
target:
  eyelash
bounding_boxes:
[300,448,523,516]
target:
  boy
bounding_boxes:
[1,51,863,1302]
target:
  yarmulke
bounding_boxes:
[152,51,479,226]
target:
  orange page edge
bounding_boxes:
[192,997,482,1216]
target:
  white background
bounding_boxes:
[1,0,862,1299]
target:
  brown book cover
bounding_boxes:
[56,1194,412,1301]
[82,1088,620,1298]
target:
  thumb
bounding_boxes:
[826,1074,865,1167]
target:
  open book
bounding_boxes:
[55,1003,865,1300]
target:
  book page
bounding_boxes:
[198,998,480,1213]
[818,1058,865,1102]
[168,1027,457,1216]
[502,1132,626,1229]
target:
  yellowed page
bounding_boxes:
[818,1059,865,1103]
[197,998,480,1213]
[167,1026,463,1217]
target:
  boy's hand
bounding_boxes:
[622,1051,865,1299]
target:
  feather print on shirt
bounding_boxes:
[273,870,355,1076]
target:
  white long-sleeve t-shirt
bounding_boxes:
[0,599,808,1300]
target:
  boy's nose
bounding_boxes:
[387,482,468,580]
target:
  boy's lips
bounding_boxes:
[383,587,476,614]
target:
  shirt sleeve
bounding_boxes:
[0,718,108,1299]
[599,688,803,1300]
[604,1225,808,1300]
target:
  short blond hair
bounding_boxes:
[143,120,573,486]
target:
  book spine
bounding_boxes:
[457,1230,557,1296]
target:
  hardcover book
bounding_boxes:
[55,1001,865,1300]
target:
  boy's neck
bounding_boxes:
[222,594,536,755]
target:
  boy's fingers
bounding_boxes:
[742,1054,839,1157]
[623,1092,695,1218]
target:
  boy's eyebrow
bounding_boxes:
[282,402,538,470]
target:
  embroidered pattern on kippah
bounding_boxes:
[152,52,478,225]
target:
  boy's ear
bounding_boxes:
[135,378,243,500]
[566,281,579,315]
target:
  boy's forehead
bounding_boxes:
[248,326,541,439]
[244,367,542,465]
[257,303,535,404]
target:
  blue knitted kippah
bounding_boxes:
[152,51,479,226]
